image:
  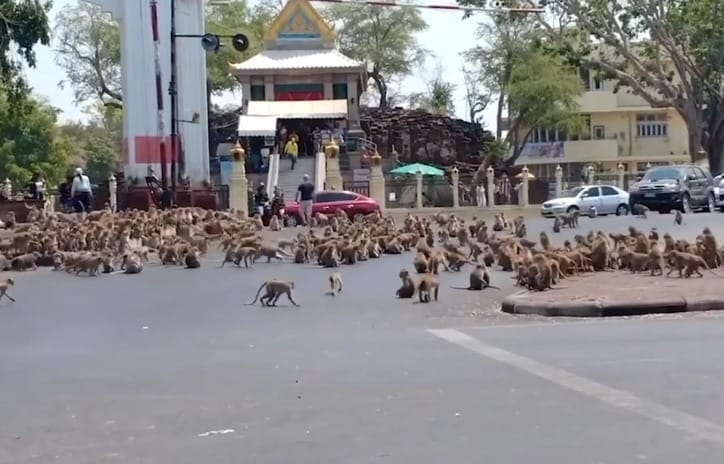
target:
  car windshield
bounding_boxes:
[642,167,683,182]
[565,187,585,197]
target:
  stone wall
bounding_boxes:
[360,107,495,166]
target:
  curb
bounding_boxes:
[501,294,724,318]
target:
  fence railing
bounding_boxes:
[343,180,370,197]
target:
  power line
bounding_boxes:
[311,0,543,13]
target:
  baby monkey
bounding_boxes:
[326,272,343,296]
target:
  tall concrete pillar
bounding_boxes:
[368,151,386,210]
[324,140,343,191]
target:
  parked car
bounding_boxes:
[284,190,380,226]
[541,184,630,217]
[628,165,715,213]
[714,174,724,212]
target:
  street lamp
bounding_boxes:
[168,0,250,199]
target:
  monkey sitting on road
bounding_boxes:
[246,280,300,307]
[184,247,201,269]
[326,272,343,296]
[451,264,499,291]
[396,269,415,299]
[552,216,561,233]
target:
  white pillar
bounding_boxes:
[486,167,495,207]
[554,164,563,198]
[520,166,530,207]
[617,163,625,189]
[587,165,595,185]
[451,167,460,208]
[108,174,117,212]
[415,170,423,209]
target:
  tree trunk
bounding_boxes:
[369,71,388,108]
[705,104,724,174]
[495,94,505,140]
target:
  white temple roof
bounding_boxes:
[230,49,363,72]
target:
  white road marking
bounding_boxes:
[427,328,724,443]
[198,429,235,437]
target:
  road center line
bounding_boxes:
[427,328,724,443]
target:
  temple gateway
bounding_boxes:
[230,0,367,170]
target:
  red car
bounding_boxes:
[284,190,380,226]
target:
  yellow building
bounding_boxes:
[513,68,691,179]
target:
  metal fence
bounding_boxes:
[343,180,370,197]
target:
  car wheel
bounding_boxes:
[615,204,629,216]
[566,205,579,214]
[681,193,691,213]
[706,193,716,212]
[286,215,298,227]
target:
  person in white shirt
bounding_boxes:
[70,167,92,212]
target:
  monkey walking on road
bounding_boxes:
[326,273,343,296]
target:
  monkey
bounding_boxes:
[413,252,429,273]
[326,272,343,296]
[560,210,579,228]
[184,247,201,269]
[627,252,650,273]
[649,246,665,276]
[674,209,683,225]
[492,214,505,232]
[451,264,499,290]
[246,280,300,307]
[257,245,291,263]
[293,246,309,264]
[515,222,527,238]
[632,203,649,218]
[540,231,552,251]
[76,255,103,276]
[122,253,144,274]
[552,216,561,233]
[11,252,40,271]
[0,278,15,302]
[416,276,440,303]
[268,215,281,232]
[666,250,713,278]
[101,254,115,274]
[396,269,416,299]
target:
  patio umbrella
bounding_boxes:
[389,163,445,177]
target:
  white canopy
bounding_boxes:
[246,100,348,119]
[237,115,278,137]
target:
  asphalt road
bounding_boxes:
[3,211,724,463]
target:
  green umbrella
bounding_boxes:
[389,163,445,176]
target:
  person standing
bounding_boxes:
[285,135,299,170]
[254,183,269,218]
[296,174,315,226]
[476,183,487,207]
[70,167,92,212]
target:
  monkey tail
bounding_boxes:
[245,282,267,305]
[449,286,471,290]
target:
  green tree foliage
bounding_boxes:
[323,4,428,107]
[205,0,276,95]
[506,50,585,163]
[0,81,71,187]
[0,0,52,81]
[58,105,122,182]
[408,66,457,116]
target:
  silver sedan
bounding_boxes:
[541,184,630,217]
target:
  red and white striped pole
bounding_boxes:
[312,0,543,13]
[149,0,168,193]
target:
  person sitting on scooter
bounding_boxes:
[270,186,285,218]
[254,183,269,217]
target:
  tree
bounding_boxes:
[505,50,585,164]
[408,66,457,116]
[0,81,71,187]
[205,1,275,95]
[324,4,428,107]
[0,0,52,81]
[462,14,537,139]
[53,0,270,107]
[58,105,123,182]
[461,66,491,126]
[458,0,724,171]
[54,3,122,109]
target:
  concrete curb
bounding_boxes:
[501,294,724,318]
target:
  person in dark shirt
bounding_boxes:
[296,174,315,226]
[254,183,269,217]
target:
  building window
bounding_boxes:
[580,68,591,91]
[591,76,603,91]
[530,127,568,143]
[250,85,265,101]
[636,113,668,137]
[592,125,605,139]
[332,83,348,100]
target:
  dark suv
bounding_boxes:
[628,165,715,213]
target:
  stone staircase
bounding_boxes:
[274,155,316,200]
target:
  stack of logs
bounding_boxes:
[360,107,495,166]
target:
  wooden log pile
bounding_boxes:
[360,107,495,166]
